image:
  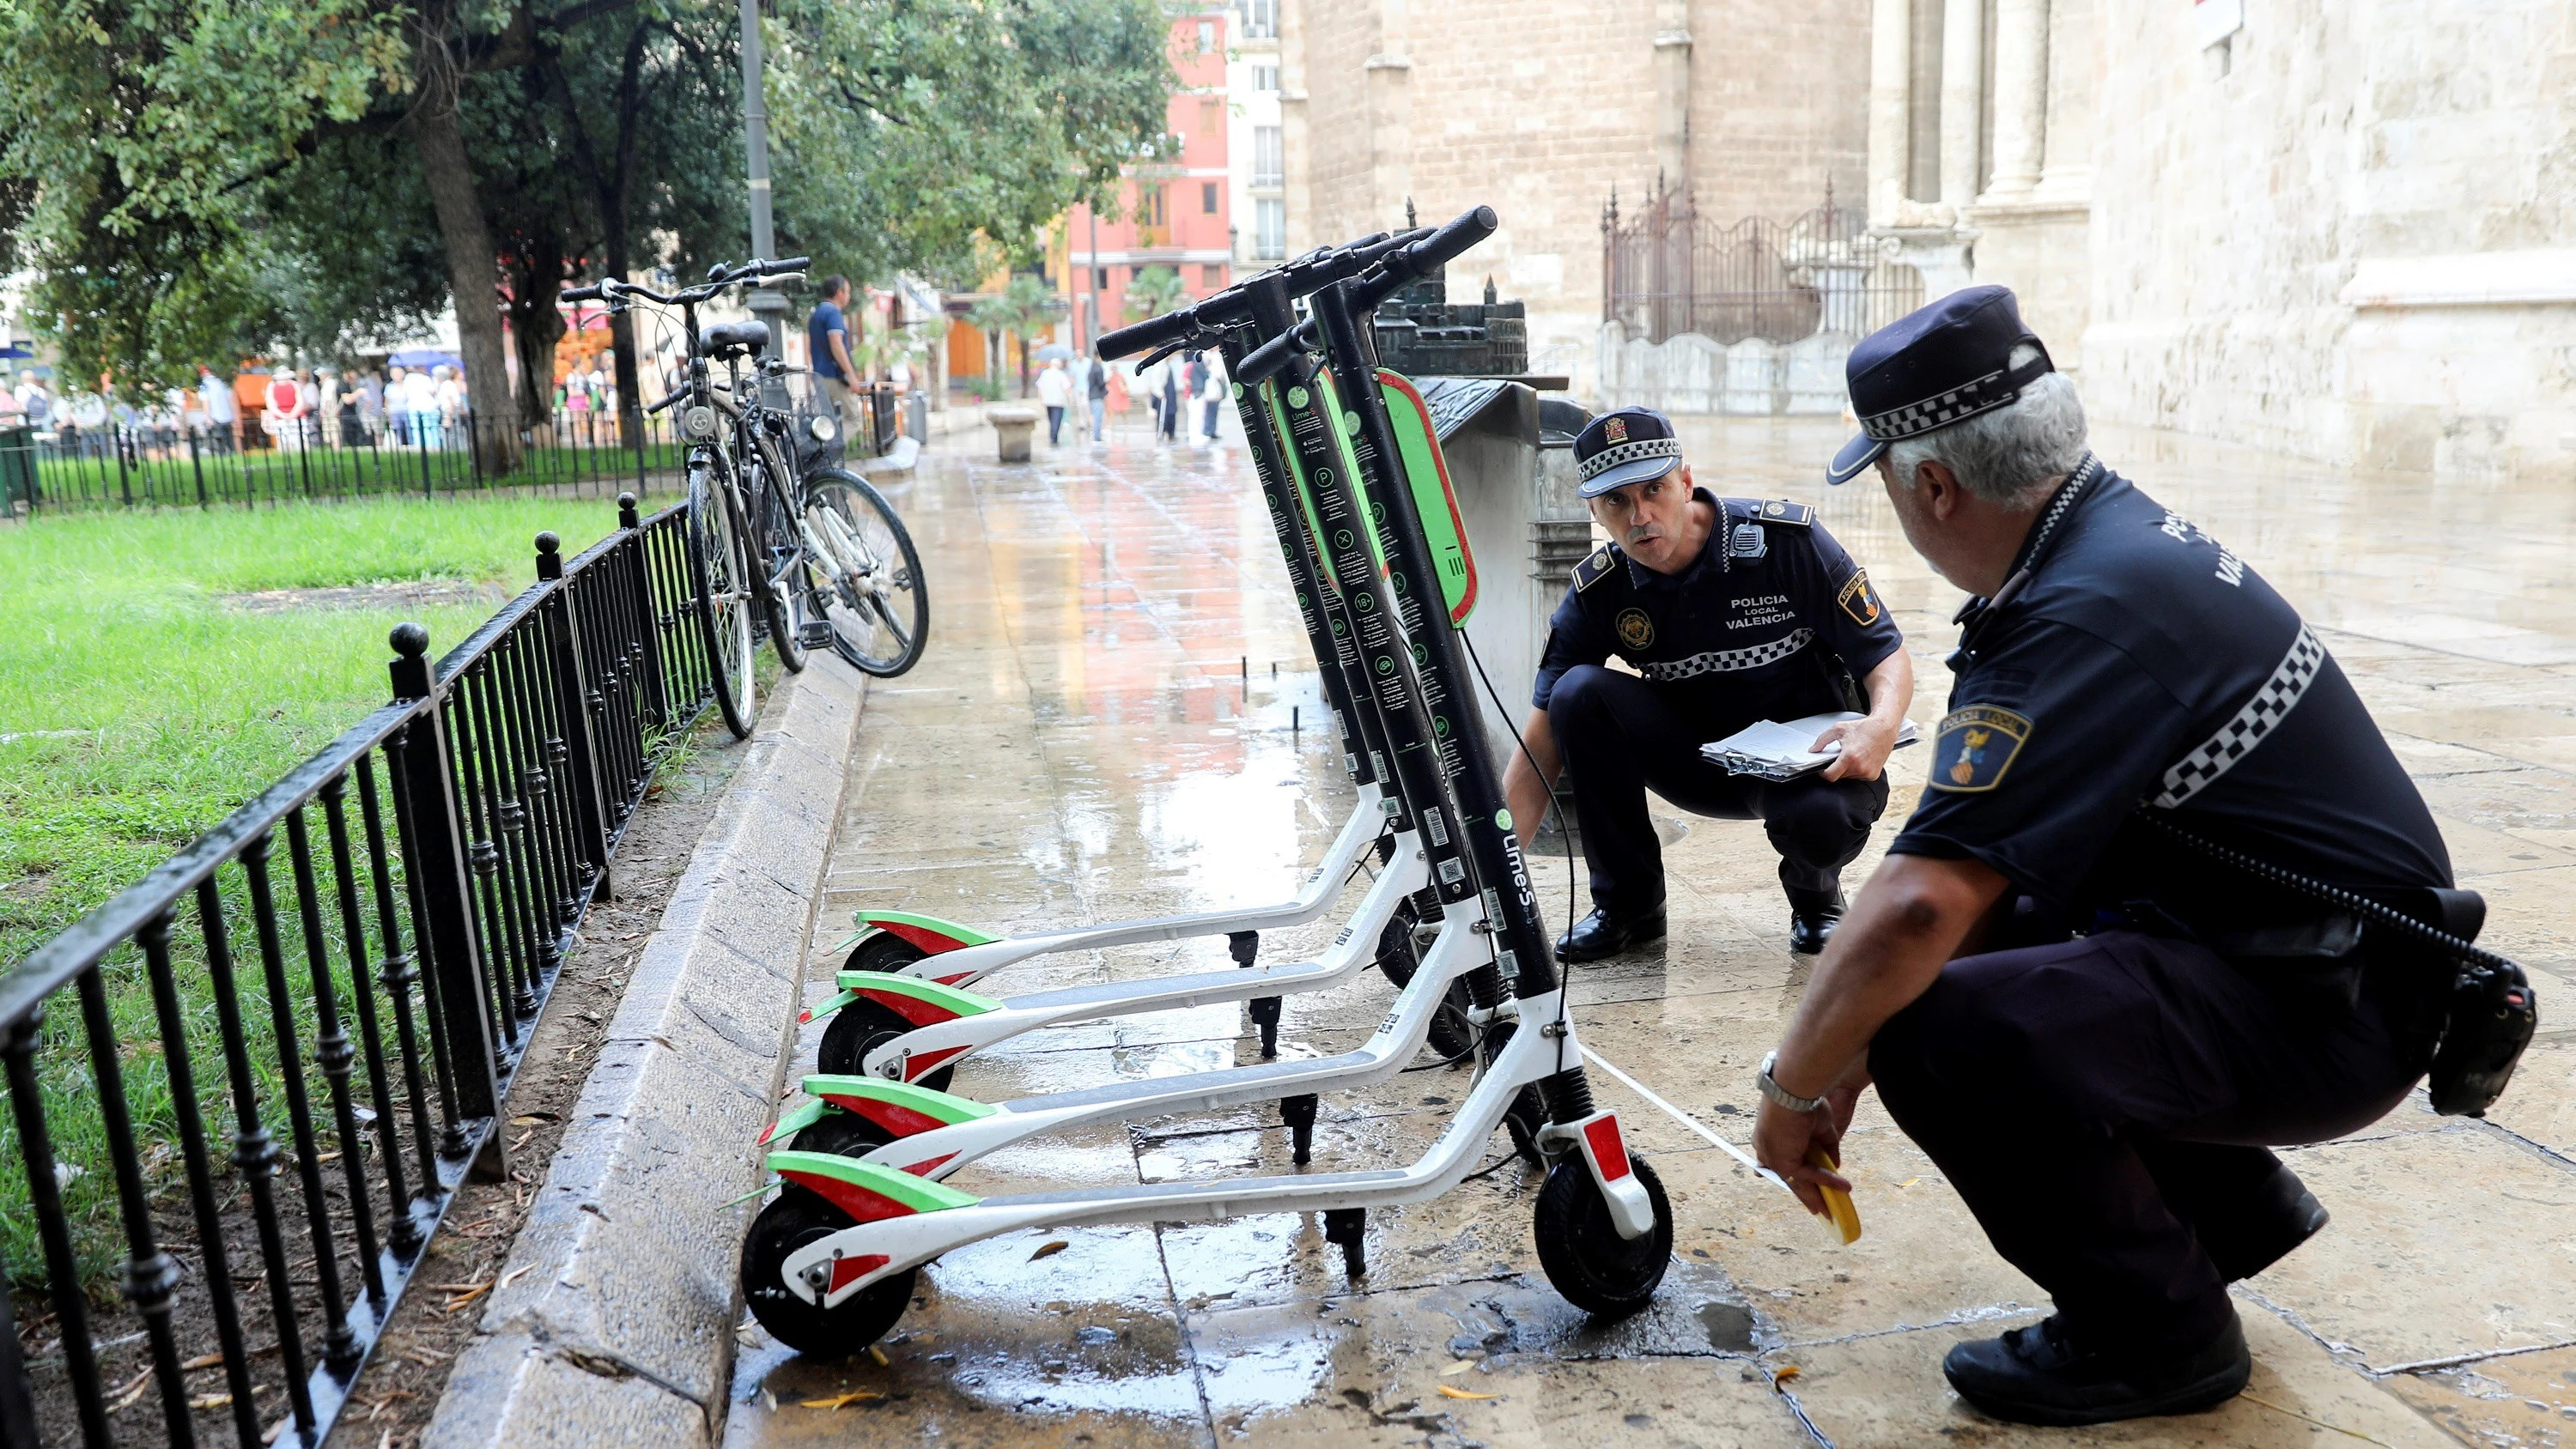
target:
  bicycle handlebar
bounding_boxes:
[562,284,604,302]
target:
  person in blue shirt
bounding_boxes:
[1503,406,1917,962]
[1751,287,2470,1427]
[807,276,861,437]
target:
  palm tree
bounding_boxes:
[967,274,1061,398]
[1123,264,1189,324]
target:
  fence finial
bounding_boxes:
[617,491,640,530]
[389,622,432,700]
[535,530,563,581]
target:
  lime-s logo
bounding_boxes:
[1496,809,1515,831]
[1288,385,1309,409]
[1342,411,1361,434]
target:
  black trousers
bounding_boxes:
[1870,930,2441,1354]
[1546,664,1889,919]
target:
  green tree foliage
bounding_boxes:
[968,273,1063,397]
[0,0,1172,400]
[1123,264,1189,321]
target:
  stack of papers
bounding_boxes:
[1702,712,1920,782]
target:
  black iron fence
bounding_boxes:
[0,409,685,515]
[1,492,719,1447]
[1601,183,1925,346]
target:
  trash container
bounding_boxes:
[0,424,36,514]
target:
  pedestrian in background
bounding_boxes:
[337,376,365,446]
[1086,352,1109,444]
[263,368,307,450]
[432,365,465,442]
[198,367,238,452]
[359,367,386,436]
[1107,362,1131,434]
[808,276,866,440]
[1198,350,1226,442]
[1036,356,1072,446]
[1156,352,1180,442]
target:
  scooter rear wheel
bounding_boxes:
[1376,903,1476,1063]
[740,1191,919,1355]
[1533,1154,1673,1319]
[816,997,957,1093]
[846,932,928,975]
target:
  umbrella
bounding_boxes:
[1033,343,1075,363]
[389,348,465,371]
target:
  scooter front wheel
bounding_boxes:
[1533,1154,1673,1319]
[817,996,957,1094]
[791,1108,896,1159]
[740,1191,918,1355]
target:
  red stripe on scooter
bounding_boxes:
[933,971,976,986]
[872,921,969,955]
[857,988,962,1028]
[1583,1115,1632,1181]
[903,1153,957,1178]
[781,1170,920,1224]
[904,1046,969,1081]
[818,1095,948,1139]
[827,1252,890,1294]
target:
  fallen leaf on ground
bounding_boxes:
[181,1353,224,1372]
[2242,1393,2391,1446]
[1437,1360,1477,1377]
[1899,1178,1921,1188]
[1030,1240,1069,1261]
[799,1391,884,1410]
[867,1344,890,1367]
[1771,1365,1801,1387]
[1436,1385,1497,1400]
[499,1264,534,1290]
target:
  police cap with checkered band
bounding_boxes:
[1826,285,2055,486]
[1573,406,1686,499]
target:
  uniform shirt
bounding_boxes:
[1533,489,1905,734]
[1892,464,2451,931]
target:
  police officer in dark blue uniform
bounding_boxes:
[1750,287,2467,1425]
[1501,407,1917,961]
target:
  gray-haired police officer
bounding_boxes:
[1751,286,2464,1425]
[1500,406,1917,962]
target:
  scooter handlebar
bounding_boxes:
[1234,319,1315,388]
[1097,309,1194,361]
[1404,205,1498,274]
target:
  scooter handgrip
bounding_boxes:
[1236,321,1314,386]
[1405,206,1498,272]
[1098,308,1194,361]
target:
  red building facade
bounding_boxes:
[1057,11,1235,353]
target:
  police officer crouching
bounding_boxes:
[1752,286,2473,1425]
[1502,408,1917,961]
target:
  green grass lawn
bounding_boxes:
[0,492,669,967]
[21,438,686,511]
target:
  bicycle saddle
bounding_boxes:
[701,319,770,355]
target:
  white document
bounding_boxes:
[1701,711,1920,782]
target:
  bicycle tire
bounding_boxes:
[800,468,928,677]
[689,464,757,738]
[748,433,809,673]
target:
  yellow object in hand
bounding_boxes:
[1807,1147,1862,1244]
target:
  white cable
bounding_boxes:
[1580,1045,1801,1202]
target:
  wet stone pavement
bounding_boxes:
[722,415,2576,1448]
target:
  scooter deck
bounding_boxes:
[795,906,1481,1179]
[840,839,1429,1084]
[854,783,1391,989]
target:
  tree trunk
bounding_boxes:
[410,93,521,474]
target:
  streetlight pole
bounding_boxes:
[738,0,787,353]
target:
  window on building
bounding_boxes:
[1253,64,1279,91]
[1242,0,1277,39]
[1201,264,1224,289]
[1201,181,1219,214]
[1094,267,1109,291]
[1199,98,1222,136]
[1253,126,1283,188]
[1139,186,1167,227]
[1197,19,1216,52]
[1255,198,1285,260]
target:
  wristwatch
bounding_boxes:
[1758,1051,1826,1113]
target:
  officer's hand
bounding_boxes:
[1753,1095,1852,1220]
[1812,718,1895,782]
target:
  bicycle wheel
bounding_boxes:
[748,439,808,673]
[688,464,757,738]
[800,469,928,677]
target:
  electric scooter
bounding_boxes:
[738,209,1674,1355]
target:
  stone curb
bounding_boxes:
[425,658,866,1449]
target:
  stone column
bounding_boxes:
[1979,0,2048,203]
[1938,0,1984,210]
[1866,0,1912,227]
[1653,2,1692,192]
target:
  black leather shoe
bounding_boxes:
[1944,1313,2251,1427]
[1555,906,1666,964]
[1787,891,1845,955]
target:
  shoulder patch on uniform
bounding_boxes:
[1929,706,2032,793]
[1755,499,1814,528]
[1573,545,1617,592]
[1836,568,1883,627]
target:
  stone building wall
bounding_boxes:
[2081,0,2576,475]
[1283,0,1872,395]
